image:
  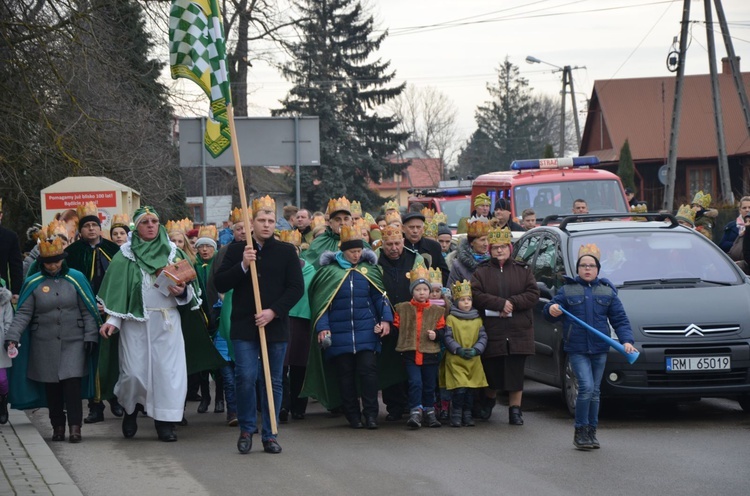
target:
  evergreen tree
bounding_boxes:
[543,144,555,158]
[457,129,502,177]
[617,139,636,192]
[274,0,408,211]
[456,58,547,177]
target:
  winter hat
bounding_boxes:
[437,223,452,237]
[408,264,431,293]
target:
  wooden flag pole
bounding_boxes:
[225,103,278,435]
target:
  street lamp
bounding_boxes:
[526,56,584,156]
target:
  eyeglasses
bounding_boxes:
[579,264,597,270]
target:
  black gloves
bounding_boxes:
[3,340,17,352]
[84,341,97,356]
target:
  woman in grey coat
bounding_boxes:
[5,236,99,443]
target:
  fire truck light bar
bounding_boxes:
[510,156,600,171]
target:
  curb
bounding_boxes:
[6,409,83,496]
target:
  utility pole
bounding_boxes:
[714,0,750,134]
[662,0,691,212]
[704,0,733,204]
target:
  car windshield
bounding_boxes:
[513,179,628,220]
[439,198,471,228]
[568,230,742,286]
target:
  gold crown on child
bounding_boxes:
[451,279,472,300]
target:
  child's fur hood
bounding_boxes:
[0,287,12,306]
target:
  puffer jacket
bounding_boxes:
[543,275,634,354]
[315,250,393,359]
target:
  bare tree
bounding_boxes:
[386,84,459,167]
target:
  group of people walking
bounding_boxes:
[0,192,639,453]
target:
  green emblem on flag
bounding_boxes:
[169,0,232,158]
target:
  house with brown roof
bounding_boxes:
[580,58,750,209]
[372,141,444,206]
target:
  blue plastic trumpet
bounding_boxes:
[560,308,640,364]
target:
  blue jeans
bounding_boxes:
[569,353,607,428]
[219,362,237,415]
[232,340,287,441]
[404,361,438,410]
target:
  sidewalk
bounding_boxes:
[0,409,83,496]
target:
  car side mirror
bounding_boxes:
[537,281,555,300]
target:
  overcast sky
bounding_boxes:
[171,0,750,161]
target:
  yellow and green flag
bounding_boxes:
[169,0,232,158]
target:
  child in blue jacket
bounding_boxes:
[543,244,637,451]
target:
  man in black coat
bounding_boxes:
[0,207,23,303]
[214,198,304,455]
[401,211,450,285]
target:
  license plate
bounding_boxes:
[666,356,731,372]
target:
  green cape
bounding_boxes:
[8,264,103,410]
[302,228,371,270]
[289,260,315,320]
[300,253,405,410]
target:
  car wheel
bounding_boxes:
[738,395,750,414]
[562,355,577,417]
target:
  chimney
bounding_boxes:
[722,56,740,75]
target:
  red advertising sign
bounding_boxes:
[45,191,117,210]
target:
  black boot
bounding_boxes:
[122,407,139,438]
[462,408,475,427]
[109,397,124,417]
[406,408,422,429]
[214,371,225,413]
[478,395,496,420]
[450,400,462,427]
[84,401,105,424]
[197,373,211,413]
[424,408,441,428]
[0,394,8,424]
[586,425,600,449]
[509,405,524,425]
[574,426,594,450]
[155,420,177,442]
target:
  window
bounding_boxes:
[515,234,540,263]
[187,204,203,224]
[534,236,564,289]
[686,166,715,200]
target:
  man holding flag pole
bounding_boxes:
[169,0,303,453]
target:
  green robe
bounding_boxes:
[300,255,404,410]
[65,238,120,283]
[8,264,102,410]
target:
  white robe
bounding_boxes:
[106,279,193,422]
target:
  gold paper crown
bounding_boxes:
[487,226,512,245]
[383,200,399,212]
[198,225,218,241]
[421,208,436,221]
[451,279,472,300]
[424,221,438,239]
[474,193,491,207]
[630,204,647,214]
[252,195,276,214]
[428,267,442,287]
[350,201,363,216]
[279,229,302,246]
[364,212,376,226]
[326,196,351,216]
[467,216,490,238]
[45,220,68,240]
[39,236,65,258]
[691,191,711,209]
[433,212,448,225]
[166,218,193,235]
[340,225,364,244]
[407,263,430,286]
[230,207,253,224]
[353,218,368,233]
[111,213,130,229]
[675,204,695,225]
[76,201,98,219]
[385,210,402,225]
[310,215,326,229]
[578,243,601,261]
[381,225,403,242]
